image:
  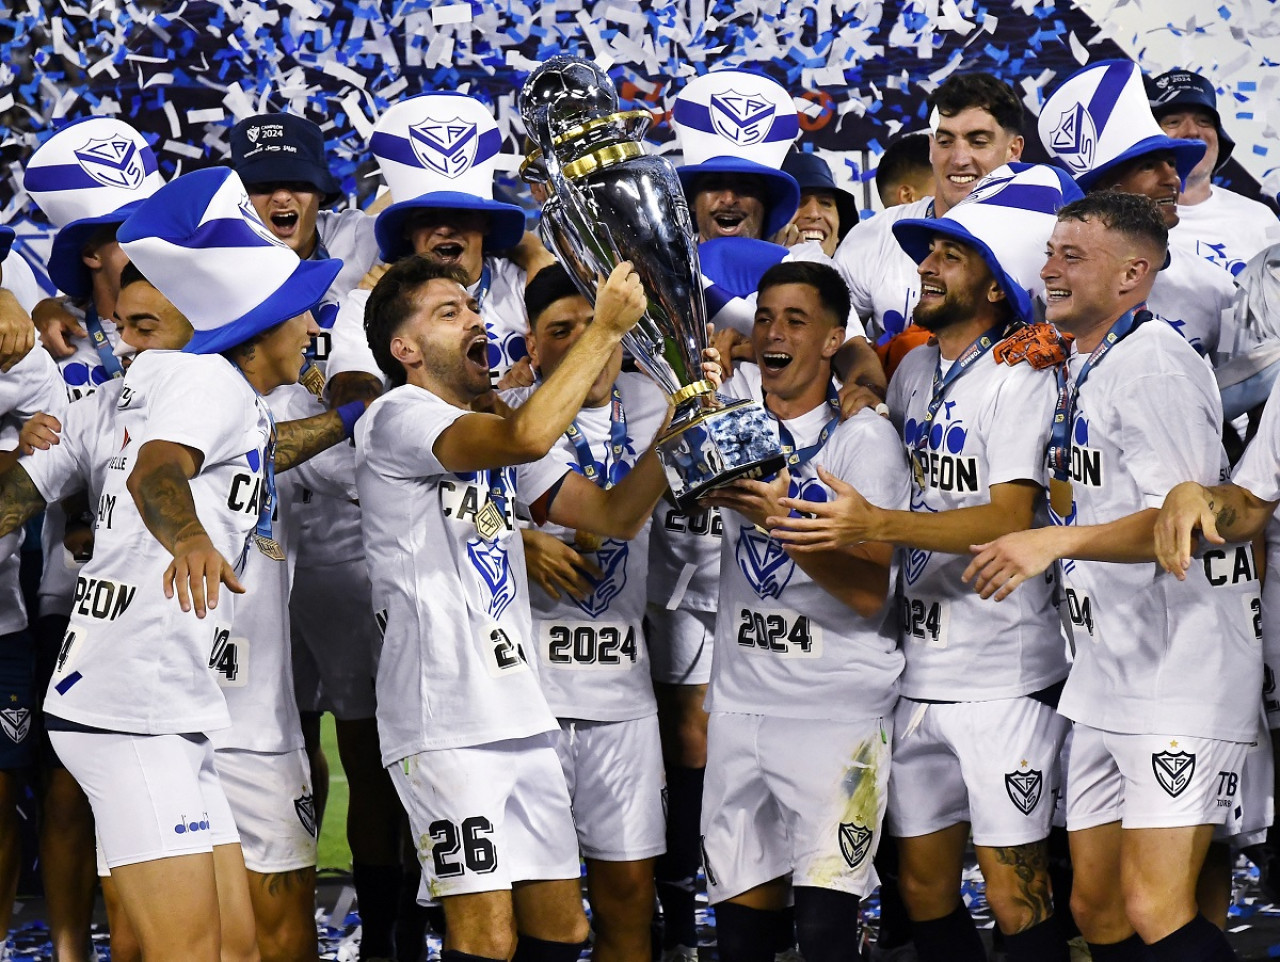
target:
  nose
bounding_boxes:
[919,249,941,278]
[1158,160,1181,189]
[305,312,321,336]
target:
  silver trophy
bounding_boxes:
[519,56,783,507]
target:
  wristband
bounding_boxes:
[337,401,366,439]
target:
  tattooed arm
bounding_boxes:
[0,462,48,539]
[275,410,349,472]
[126,440,244,618]
[1154,480,1276,579]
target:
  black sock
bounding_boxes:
[1047,825,1080,939]
[1003,916,1069,962]
[794,887,861,962]
[511,935,590,962]
[353,861,402,959]
[1147,914,1238,961]
[655,765,705,948]
[911,903,985,962]
[713,902,791,962]
[873,840,913,948]
[395,865,432,962]
[1087,933,1152,960]
[441,952,505,962]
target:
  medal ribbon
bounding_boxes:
[913,323,1006,466]
[232,364,281,562]
[772,380,842,473]
[85,305,124,380]
[1047,306,1150,482]
[564,386,628,489]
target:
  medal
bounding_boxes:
[253,534,286,561]
[912,452,926,489]
[573,530,603,553]
[299,359,326,400]
[474,498,506,542]
[1049,477,1074,517]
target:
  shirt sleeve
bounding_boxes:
[1116,371,1223,508]
[819,411,911,511]
[515,437,574,513]
[140,358,262,472]
[1233,375,1280,501]
[359,391,465,482]
[0,344,67,422]
[833,220,880,324]
[982,363,1056,488]
[19,395,94,503]
[324,289,383,381]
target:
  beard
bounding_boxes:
[912,288,978,333]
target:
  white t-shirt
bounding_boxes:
[506,372,668,722]
[707,366,910,722]
[887,344,1066,701]
[327,255,529,386]
[1148,244,1237,360]
[355,385,564,763]
[44,350,272,734]
[832,198,932,344]
[1056,320,1260,741]
[1,250,44,314]
[0,345,66,635]
[1172,187,1280,278]
[316,207,380,305]
[647,502,724,613]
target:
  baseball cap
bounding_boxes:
[117,167,343,355]
[1145,69,1236,171]
[230,113,342,204]
[781,150,859,237]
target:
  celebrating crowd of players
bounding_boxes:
[0,51,1277,962]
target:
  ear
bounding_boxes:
[1006,135,1025,162]
[986,279,1007,305]
[1118,255,1154,295]
[821,324,846,360]
[390,331,417,368]
[524,326,541,369]
[82,247,103,271]
[896,183,915,206]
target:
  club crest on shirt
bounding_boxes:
[903,547,932,587]
[0,708,29,745]
[74,135,145,190]
[294,792,318,837]
[709,90,776,146]
[838,821,872,869]
[571,539,629,619]
[1048,103,1096,175]
[1004,768,1044,815]
[1152,750,1196,798]
[736,526,795,601]
[467,537,516,620]
[408,116,478,178]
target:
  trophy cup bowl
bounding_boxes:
[519,57,784,507]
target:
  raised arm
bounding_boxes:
[545,445,670,541]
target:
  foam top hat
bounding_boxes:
[369,92,526,262]
[1039,59,1206,192]
[892,163,1084,325]
[671,70,801,237]
[1145,69,1236,172]
[24,117,163,298]
[117,167,343,356]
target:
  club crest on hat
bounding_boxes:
[1049,103,1097,175]
[709,89,777,146]
[409,116,479,179]
[74,135,146,190]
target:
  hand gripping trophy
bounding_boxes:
[519,56,783,506]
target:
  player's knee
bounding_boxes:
[591,867,655,927]
[896,862,953,917]
[1122,882,1192,942]
[256,914,319,962]
[1069,882,1123,938]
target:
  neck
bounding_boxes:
[1180,175,1212,206]
[297,231,319,260]
[766,372,832,421]
[931,194,950,217]
[408,367,476,410]
[231,357,278,396]
[1068,302,1142,354]
[933,314,1001,361]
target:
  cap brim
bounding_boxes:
[374,192,527,263]
[182,256,343,355]
[0,227,12,264]
[677,157,801,238]
[892,217,1034,325]
[233,157,343,205]
[48,202,148,298]
[831,189,860,237]
[1076,135,1206,191]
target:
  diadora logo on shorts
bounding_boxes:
[294,792,318,838]
[1152,746,1196,798]
[0,708,30,745]
[838,821,872,869]
[408,116,479,178]
[571,539,629,619]
[1048,103,1096,175]
[74,135,145,190]
[1004,765,1044,815]
[708,90,776,145]
[736,526,795,601]
[174,812,211,835]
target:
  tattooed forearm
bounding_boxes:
[275,410,347,472]
[1212,499,1239,533]
[990,841,1053,932]
[131,460,206,553]
[0,464,48,539]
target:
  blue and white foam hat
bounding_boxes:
[23,117,163,299]
[671,70,801,237]
[117,167,343,356]
[892,163,1085,325]
[369,92,526,262]
[1038,60,1206,192]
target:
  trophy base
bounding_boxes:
[656,396,785,509]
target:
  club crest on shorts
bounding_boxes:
[839,821,872,869]
[467,536,515,620]
[571,539,628,618]
[736,527,795,601]
[1048,103,1096,175]
[1152,749,1196,798]
[0,708,29,744]
[74,135,145,190]
[408,116,479,178]
[1004,768,1044,815]
[709,90,776,146]
[294,792,318,837]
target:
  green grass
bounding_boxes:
[317,713,353,872]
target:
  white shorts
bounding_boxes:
[552,716,665,862]
[646,606,714,686]
[290,558,379,720]
[1066,723,1250,831]
[887,696,1069,847]
[701,712,889,903]
[216,747,318,874]
[52,730,238,870]
[389,732,580,900]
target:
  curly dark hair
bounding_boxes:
[928,72,1024,135]
[1056,190,1169,256]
